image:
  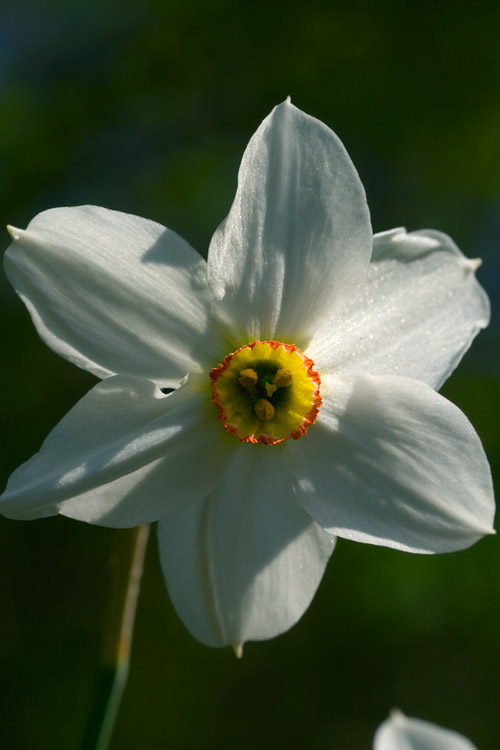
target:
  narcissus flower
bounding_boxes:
[374,709,478,749]
[0,101,495,650]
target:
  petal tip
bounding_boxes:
[6,224,22,240]
[462,256,482,272]
[232,643,244,659]
[472,519,496,538]
[389,707,405,724]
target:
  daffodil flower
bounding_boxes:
[0,101,495,650]
[374,709,478,749]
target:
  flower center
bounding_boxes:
[210,341,322,445]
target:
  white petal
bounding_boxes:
[157,445,335,649]
[286,373,495,553]
[0,375,235,526]
[309,228,490,389]
[207,100,371,347]
[374,709,478,750]
[5,206,220,387]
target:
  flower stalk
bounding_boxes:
[81,524,150,750]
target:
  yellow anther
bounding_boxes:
[239,368,258,387]
[254,398,275,421]
[273,368,293,387]
[265,383,278,397]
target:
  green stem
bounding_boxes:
[81,524,150,750]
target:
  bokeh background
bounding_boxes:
[1,0,499,748]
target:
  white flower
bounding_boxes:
[374,709,479,749]
[0,101,495,650]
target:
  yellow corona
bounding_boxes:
[210,340,322,445]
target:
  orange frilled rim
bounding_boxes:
[209,340,322,445]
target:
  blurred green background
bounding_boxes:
[1,0,499,748]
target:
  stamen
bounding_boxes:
[254,398,275,421]
[273,368,293,387]
[239,368,258,387]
